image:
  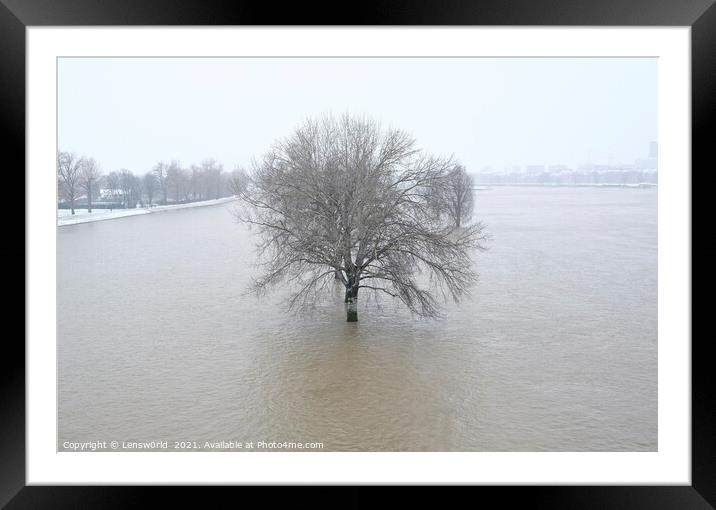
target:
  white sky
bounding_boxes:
[58,57,657,174]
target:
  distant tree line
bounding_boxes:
[57,151,249,214]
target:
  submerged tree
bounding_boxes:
[441,164,475,228]
[238,113,488,322]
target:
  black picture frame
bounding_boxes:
[6,0,711,507]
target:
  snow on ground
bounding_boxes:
[57,197,238,226]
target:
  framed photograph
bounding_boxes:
[8,0,711,506]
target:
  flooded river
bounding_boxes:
[57,187,657,451]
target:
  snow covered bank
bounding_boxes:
[57,197,238,226]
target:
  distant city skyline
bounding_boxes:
[475,140,658,174]
[59,57,657,174]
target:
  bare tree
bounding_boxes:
[131,173,144,208]
[166,161,184,203]
[79,156,101,213]
[180,167,191,202]
[441,164,475,228]
[189,164,200,201]
[58,151,82,215]
[238,113,488,322]
[200,158,223,199]
[229,166,249,195]
[201,161,212,200]
[106,171,120,211]
[143,171,157,206]
[214,164,224,199]
[119,169,139,208]
[153,162,168,205]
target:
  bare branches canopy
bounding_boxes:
[238,113,488,322]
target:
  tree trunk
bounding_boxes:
[346,286,358,322]
[344,275,351,303]
[88,182,92,213]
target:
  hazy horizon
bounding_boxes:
[58,57,657,174]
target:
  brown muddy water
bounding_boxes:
[57,187,657,451]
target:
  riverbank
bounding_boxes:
[57,196,238,226]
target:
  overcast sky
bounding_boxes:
[58,57,657,174]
